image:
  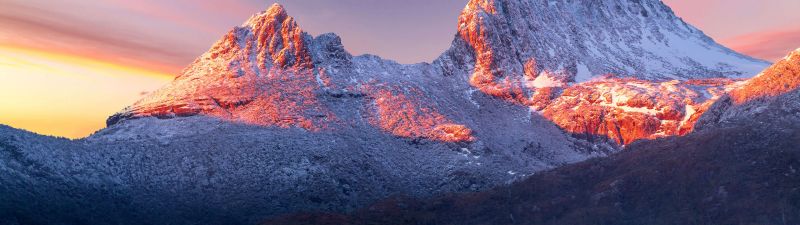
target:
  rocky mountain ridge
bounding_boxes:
[109,0,768,145]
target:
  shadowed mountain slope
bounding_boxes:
[264,119,800,225]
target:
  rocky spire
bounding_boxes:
[243,3,313,69]
[191,3,313,77]
[242,3,289,27]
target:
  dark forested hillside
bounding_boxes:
[264,117,800,225]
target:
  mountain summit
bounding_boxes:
[437,0,767,105]
[109,3,333,131]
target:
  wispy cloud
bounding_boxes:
[0,1,211,73]
[1,0,798,71]
[663,0,800,61]
[722,28,800,62]
[102,0,246,35]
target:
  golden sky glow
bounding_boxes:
[0,45,172,138]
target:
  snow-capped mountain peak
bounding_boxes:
[242,3,288,28]
[110,0,773,146]
[443,0,767,83]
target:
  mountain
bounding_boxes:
[439,0,767,83]
[432,0,769,145]
[0,0,787,224]
[110,0,768,145]
[5,4,602,223]
[262,49,800,225]
[97,2,601,206]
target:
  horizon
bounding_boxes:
[1,0,799,138]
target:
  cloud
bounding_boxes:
[102,0,231,35]
[0,1,205,73]
[722,28,800,62]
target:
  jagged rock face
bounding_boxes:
[538,78,738,145]
[114,4,332,130]
[437,0,768,116]
[112,4,476,141]
[448,0,767,82]
[426,0,770,144]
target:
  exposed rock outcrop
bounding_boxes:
[540,78,737,145]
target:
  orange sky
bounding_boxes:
[0,0,798,138]
[0,45,171,138]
